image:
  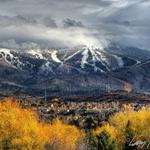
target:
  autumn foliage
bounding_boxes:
[95,122,117,141]
[95,105,150,150]
[0,98,149,150]
[42,119,85,150]
[109,106,150,149]
[0,98,84,150]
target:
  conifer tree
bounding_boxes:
[124,120,137,150]
[87,129,98,150]
[97,131,118,150]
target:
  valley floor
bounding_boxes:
[12,92,150,128]
[0,92,150,150]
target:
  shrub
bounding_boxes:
[109,107,150,149]
[0,98,46,150]
[0,98,85,150]
[95,106,150,150]
[44,118,85,150]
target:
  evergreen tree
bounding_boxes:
[97,131,118,150]
[87,129,98,150]
[124,120,137,150]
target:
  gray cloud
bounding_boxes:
[0,15,37,27]
[0,0,149,50]
[40,16,57,28]
[63,18,84,28]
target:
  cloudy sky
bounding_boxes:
[0,0,150,50]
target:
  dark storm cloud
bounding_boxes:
[63,18,84,28]
[0,0,150,49]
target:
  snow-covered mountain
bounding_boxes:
[0,46,137,73]
[0,45,149,96]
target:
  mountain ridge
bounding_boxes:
[0,45,149,96]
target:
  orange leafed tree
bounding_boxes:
[0,98,46,150]
[43,119,85,150]
[109,107,150,147]
[95,122,117,141]
[0,98,85,150]
[94,106,150,149]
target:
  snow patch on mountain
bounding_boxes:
[90,49,101,71]
[95,51,109,66]
[64,50,81,61]
[81,49,89,68]
[0,49,14,63]
[39,61,54,75]
[113,55,124,67]
[90,49,110,71]
[0,48,23,69]
[51,51,62,63]
[27,49,45,59]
